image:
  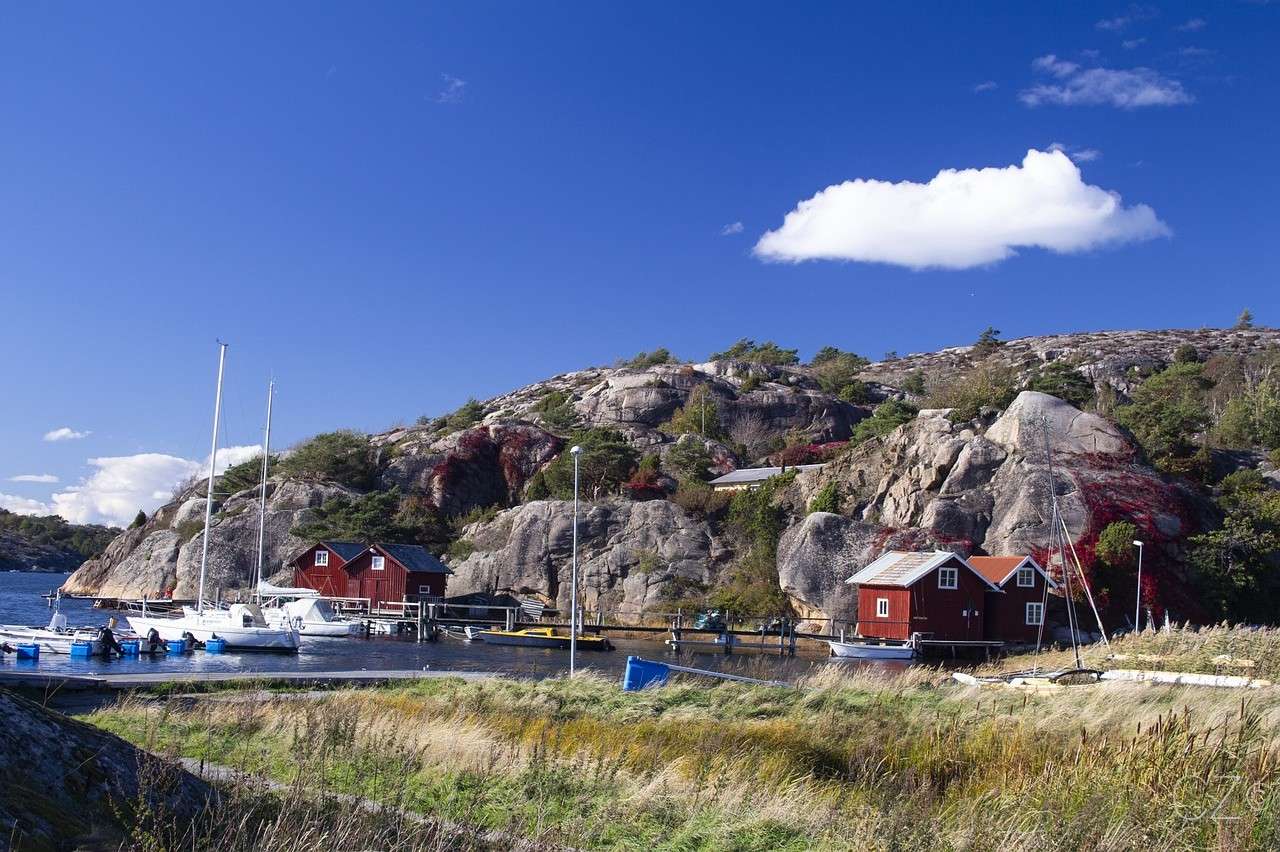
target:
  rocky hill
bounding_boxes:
[0,509,117,572]
[63,326,1280,627]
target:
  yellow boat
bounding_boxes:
[477,627,613,651]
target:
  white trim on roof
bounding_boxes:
[845,550,1003,592]
[975,555,1059,590]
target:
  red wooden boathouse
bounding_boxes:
[846,551,1000,642]
[969,555,1057,643]
[291,541,452,608]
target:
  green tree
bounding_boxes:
[1235,309,1255,330]
[524,470,551,500]
[1173,344,1201,364]
[808,481,840,514]
[129,510,147,530]
[810,348,872,400]
[665,438,713,482]
[532,390,579,433]
[280,431,377,490]
[1025,361,1094,408]
[852,399,918,443]
[1095,521,1139,567]
[902,371,926,395]
[622,348,676,368]
[1115,362,1214,465]
[292,488,450,551]
[709,339,799,365]
[446,399,486,432]
[542,429,639,499]
[973,326,1004,356]
[1190,514,1280,621]
[218,454,276,494]
[928,362,1017,422]
[710,473,794,615]
[662,385,725,439]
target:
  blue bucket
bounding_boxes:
[69,640,94,658]
[15,643,40,660]
[622,656,669,691]
[119,639,140,656]
[204,638,226,653]
[166,639,188,655]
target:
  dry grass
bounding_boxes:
[82,628,1280,851]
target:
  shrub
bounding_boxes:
[666,439,713,482]
[532,391,579,432]
[1095,521,1138,567]
[445,399,486,432]
[445,538,476,562]
[810,349,871,400]
[1235,308,1255,330]
[662,385,725,439]
[129,510,147,530]
[621,348,676,368]
[808,481,840,514]
[669,480,730,516]
[1024,361,1094,408]
[709,339,799,366]
[1212,379,1280,450]
[928,362,1017,422]
[972,326,1005,356]
[852,399,918,443]
[218,454,275,494]
[1115,362,1214,465]
[279,431,376,490]
[176,518,205,544]
[524,470,551,500]
[1174,344,1201,364]
[738,374,761,394]
[542,429,639,500]
[902,371,926,395]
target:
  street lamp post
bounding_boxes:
[569,445,582,676]
[1133,540,1144,632]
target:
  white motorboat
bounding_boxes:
[0,611,105,655]
[125,345,300,652]
[262,596,365,637]
[828,638,916,660]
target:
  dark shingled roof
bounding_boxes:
[378,543,453,575]
[320,541,367,563]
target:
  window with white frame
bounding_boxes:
[1016,566,1035,587]
[938,566,958,590]
[314,550,328,567]
[876,597,889,618]
[1025,602,1044,626]
[371,555,385,571]
[419,585,432,595]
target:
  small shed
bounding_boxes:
[708,464,825,492]
[291,541,366,597]
[340,543,453,609]
[969,555,1058,643]
[846,551,1000,641]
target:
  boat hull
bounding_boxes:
[479,630,612,650]
[126,615,301,651]
[828,639,915,660]
[0,626,104,656]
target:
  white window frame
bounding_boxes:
[314,550,329,567]
[419,585,433,596]
[1026,602,1044,626]
[1016,566,1035,588]
[938,567,958,590]
[876,597,889,618]
[371,555,386,571]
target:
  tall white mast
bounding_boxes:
[197,342,228,615]
[254,380,274,601]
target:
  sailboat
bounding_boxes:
[127,344,301,652]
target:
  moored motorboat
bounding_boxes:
[478,627,613,651]
[827,638,916,660]
[0,608,110,655]
[261,596,365,637]
[128,602,301,650]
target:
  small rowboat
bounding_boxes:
[478,627,613,651]
[827,638,915,660]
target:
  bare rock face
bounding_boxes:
[62,478,351,599]
[0,690,213,849]
[380,423,563,515]
[448,499,735,617]
[779,391,1210,620]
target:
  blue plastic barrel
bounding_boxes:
[119,639,140,656]
[15,643,40,660]
[204,638,226,653]
[69,640,94,658]
[622,656,669,691]
[166,639,188,654]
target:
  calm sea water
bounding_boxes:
[0,572,841,682]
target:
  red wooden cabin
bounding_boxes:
[291,541,366,597]
[969,555,1057,643]
[846,551,999,642]
[291,541,452,607]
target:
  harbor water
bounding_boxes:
[1,572,849,682]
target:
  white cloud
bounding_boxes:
[43,427,91,442]
[1096,4,1157,31]
[1122,38,1147,49]
[973,80,998,93]
[9,473,59,483]
[1021,54,1192,108]
[0,493,53,516]
[1177,17,1207,32]
[1047,142,1102,162]
[753,148,1169,271]
[720,221,744,236]
[435,74,466,104]
[49,444,261,527]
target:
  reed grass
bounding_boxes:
[81,627,1280,851]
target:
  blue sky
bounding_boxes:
[1,2,1276,525]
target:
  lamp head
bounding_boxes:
[570,445,582,455]
[1133,540,1143,547]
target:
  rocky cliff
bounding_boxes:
[63,326,1277,619]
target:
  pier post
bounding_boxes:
[505,608,515,632]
